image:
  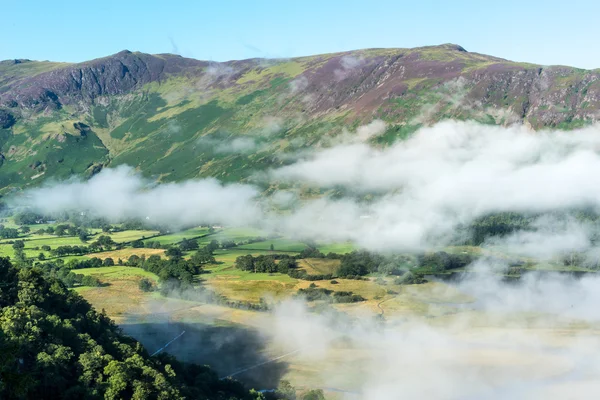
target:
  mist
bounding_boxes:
[15,165,262,228]
[13,120,600,253]
[17,119,600,398]
[253,264,600,399]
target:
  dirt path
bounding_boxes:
[376,294,397,317]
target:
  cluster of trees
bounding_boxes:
[337,251,385,277]
[12,211,46,225]
[0,224,19,239]
[468,212,533,245]
[235,254,297,274]
[234,247,475,282]
[394,272,427,285]
[296,284,365,303]
[0,257,263,399]
[416,251,473,272]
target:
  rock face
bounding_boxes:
[1,44,599,128]
[1,44,600,192]
[0,51,206,111]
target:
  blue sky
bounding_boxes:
[3,0,600,69]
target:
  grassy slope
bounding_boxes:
[7,45,579,192]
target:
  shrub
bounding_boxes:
[138,278,154,292]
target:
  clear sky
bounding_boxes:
[2,0,600,69]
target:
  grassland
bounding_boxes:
[152,227,211,244]
[236,238,308,252]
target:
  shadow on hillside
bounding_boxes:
[121,320,288,390]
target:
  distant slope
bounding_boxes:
[1,44,599,192]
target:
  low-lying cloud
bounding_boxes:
[14,121,600,253]
[255,264,600,399]
[17,165,261,228]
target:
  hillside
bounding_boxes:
[1,44,599,191]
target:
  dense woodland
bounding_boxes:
[0,257,257,399]
[0,256,322,399]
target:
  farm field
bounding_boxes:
[152,227,211,244]
[5,216,600,398]
[73,263,600,399]
[237,238,308,252]
[87,247,166,260]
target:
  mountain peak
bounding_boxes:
[433,43,468,52]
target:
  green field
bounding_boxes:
[107,230,160,243]
[212,248,292,266]
[203,262,298,283]
[317,242,356,254]
[201,227,269,244]
[153,227,211,245]
[236,238,308,252]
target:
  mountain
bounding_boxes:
[1,44,599,192]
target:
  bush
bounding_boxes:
[394,272,427,285]
[138,278,154,292]
[81,275,102,287]
[103,258,115,266]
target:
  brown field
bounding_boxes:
[297,258,341,275]
[74,274,150,322]
[86,247,165,260]
[73,268,600,399]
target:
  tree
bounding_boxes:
[41,245,51,252]
[235,255,255,271]
[54,225,69,236]
[38,253,46,261]
[127,255,142,267]
[165,247,183,261]
[221,240,236,249]
[0,257,255,399]
[206,239,219,253]
[20,226,30,234]
[94,235,116,250]
[270,243,275,251]
[103,258,115,266]
[277,258,297,274]
[276,380,297,400]
[138,278,154,292]
[179,238,199,251]
[78,229,89,242]
[12,240,25,250]
[191,247,215,265]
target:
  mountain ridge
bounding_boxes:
[1,44,599,192]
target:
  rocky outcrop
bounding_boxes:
[0,51,206,111]
[1,45,599,128]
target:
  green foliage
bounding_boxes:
[296,286,365,303]
[0,257,254,399]
[337,251,384,277]
[302,389,326,400]
[394,272,427,285]
[416,251,473,272]
[138,278,154,292]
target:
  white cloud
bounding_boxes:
[19,165,261,228]
[334,55,365,81]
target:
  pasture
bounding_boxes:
[237,238,308,252]
[152,227,210,245]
